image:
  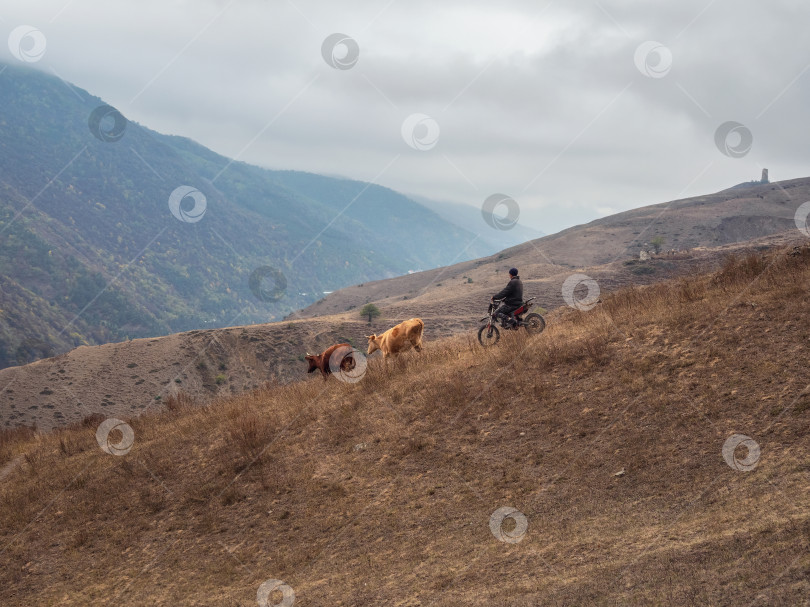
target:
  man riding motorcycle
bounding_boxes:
[491,268,523,327]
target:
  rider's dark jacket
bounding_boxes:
[493,275,523,307]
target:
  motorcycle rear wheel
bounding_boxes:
[478,324,500,347]
[524,313,546,335]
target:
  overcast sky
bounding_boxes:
[2,0,809,235]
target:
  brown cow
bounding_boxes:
[366,318,424,358]
[305,343,355,380]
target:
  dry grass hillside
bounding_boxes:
[1,243,809,606]
[0,319,372,431]
[0,232,797,431]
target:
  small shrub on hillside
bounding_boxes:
[140,488,167,513]
[22,444,50,476]
[0,425,36,449]
[400,435,434,456]
[165,392,195,412]
[215,374,226,385]
[226,407,279,460]
[58,433,91,457]
[713,253,768,289]
[677,278,706,302]
[0,425,37,466]
[221,485,247,507]
[630,265,656,275]
[584,336,611,366]
[79,413,105,428]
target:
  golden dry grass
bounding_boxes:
[1,245,810,606]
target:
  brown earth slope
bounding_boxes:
[1,244,808,605]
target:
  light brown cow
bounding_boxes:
[366,318,424,358]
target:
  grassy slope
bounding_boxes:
[1,246,809,606]
[0,241,733,432]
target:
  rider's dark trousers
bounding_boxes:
[495,303,519,324]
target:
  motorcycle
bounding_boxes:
[478,297,546,347]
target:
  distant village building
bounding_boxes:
[730,168,771,190]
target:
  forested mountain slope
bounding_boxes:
[0,64,487,368]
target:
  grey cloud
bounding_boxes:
[2,0,809,234]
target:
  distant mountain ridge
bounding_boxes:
[408,194,546,253]
[294,176,810,319]
[0,63,491,368]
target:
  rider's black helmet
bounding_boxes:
[509,268,518,276]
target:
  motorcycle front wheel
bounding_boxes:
[478,323,500,347]
[524,313,546,335]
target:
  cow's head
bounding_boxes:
[304,353,319,373]
[366,335,380,355]
[328,345,356,373]
[339,354,355,372]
